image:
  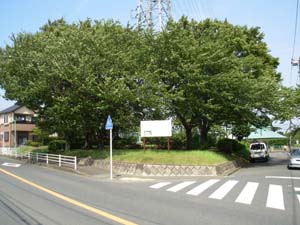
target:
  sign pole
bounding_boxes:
[105,115,113,180]
[110,128,112,180]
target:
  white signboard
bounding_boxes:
[140,120,172,137]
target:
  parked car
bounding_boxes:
[288,148,300,169]
[249,142,269,162]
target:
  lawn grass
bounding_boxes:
[18,145,48,154]
[62,149,234,166]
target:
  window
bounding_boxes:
[4,114,8,123]
[14,114,33,123]
[4,132,9,142]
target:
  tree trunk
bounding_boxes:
[175,111,196,150]
[185,126,193,150]
[65,141,70,151]
[83,130,92,149]
[96,128,106,149]
[199,119,210,148]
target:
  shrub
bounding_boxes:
[171,132,186,150]
[217,138,241,153]
[25,140,42,147]
[268,139,288,146]
[217,138,250,160]
[114,136,141,149]
[48,140,66,153]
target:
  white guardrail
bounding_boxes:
[0,147,77,171]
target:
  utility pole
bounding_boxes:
[136,0,171,32]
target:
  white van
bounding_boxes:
[249,142,269,162]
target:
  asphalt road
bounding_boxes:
[0,152,299,225]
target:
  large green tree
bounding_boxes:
[149,18,280,149]
[0,19,155,149]
[0,17,282,150]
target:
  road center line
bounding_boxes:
[0,168,137,225]
[265,176,300,180]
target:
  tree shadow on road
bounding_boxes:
[244,152,290,168]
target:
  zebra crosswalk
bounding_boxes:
[149,179,300,211]
[235,182,259,205]
[208,180,238,200]
[186,179,219,196]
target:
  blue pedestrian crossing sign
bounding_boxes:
[105,115,113,130]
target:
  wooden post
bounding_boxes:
[143,137,146,153]
[167,137,170,152]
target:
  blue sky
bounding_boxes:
[0,0,299,111]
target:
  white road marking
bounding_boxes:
[235,182,259,205]
[186,179,220,196]
[266,184,285,210]
[150,182,171,189]
[265,176,300,180]
[1,162,21,168]
[167,181,196,192]
[295,187,300,204]
[209,180,238,200]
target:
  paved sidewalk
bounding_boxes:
[77,165,109,175]
[77,165,126,179]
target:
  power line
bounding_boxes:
[173,0,186,18]
[191,0,205,20]
[189,0,201,21]
[290,0,300,85]
[291,0,299,60]
[186,0,198,20]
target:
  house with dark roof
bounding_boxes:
[0,104,36,148]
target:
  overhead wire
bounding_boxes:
[190,0,202,21]
[198,0,208,20]
[187,0,199,21]
[173,0,186,19]
[182,0,193,19]
[291,0,299,60]
[192,0,205,21]
[290,0,299,85]
[172,0,184,20]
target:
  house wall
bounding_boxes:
[0,106,36,147]
[14,106,35,115]
[0,122,13,147]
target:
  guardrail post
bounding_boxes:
[74,156,77,171]
[28,152,30,160]
[59,154,61,167]
[46,154,49,164]
[36,153,38,163]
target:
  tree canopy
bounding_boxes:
[149,18,280,148]
[0,17,282,149]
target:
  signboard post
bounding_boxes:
[105,115,113,180]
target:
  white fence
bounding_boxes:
[0,148,77,170]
